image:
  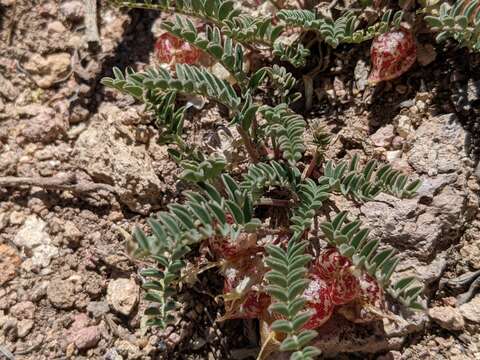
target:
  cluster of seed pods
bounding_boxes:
[303,248,384,329]
[219,244,385,328]
[155,33,201,67]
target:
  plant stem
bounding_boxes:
[237,125,260,163]
[256,197,293,207]
[268,0,283,9]
[302,150,319,180]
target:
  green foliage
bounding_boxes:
[278,9,404,47]
[290,179,329,235]
[322,154,422,202]
[252,65,302,104]
[222,14,284,46]
[265,240,322,360]
[180,155,227,183]
[310,120,331,153]
[273,42,311,68]
[260,105,306,167]
[320,212,424,309]
[424,0,480,51]
[240,160,297,201]
[102,64,242,112]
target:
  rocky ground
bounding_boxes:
[0,1,480,359]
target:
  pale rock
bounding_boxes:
[0,212,7,231]
[13,216,58,268]
[47,20,66,33]
[16,104,42,118]
[115,340,142,359]
[210,62,236,85]
[416,175,455,201]
[150,17,164,38]
[107,278,139,316]
[70,313,90,331]
[416,100,427,112]
[60,0,85,22]
[1,316,17,338]
[459,296,480,323]
[29,244,59,268]
[68,33,85,49]
[17,319,34,338]
[104,348,123,360]
[391,136,404,150]
[0,73,18,101]
[460,241,480,270]
[371,125,395,147]
[392,254,447,286]
[0,150,17,175]
[407,114,468,175]
[30,281,49,302]
[75,104,168,214]
[429,306,465,331]
[20,106,66,143]
[383,311,428,338]
[63,221,82,248]
[87,301,109,318]
[354,59,369,91]
[23,53,71,89]
[9,211,24,225]
[47,279,75,309]
[13,216,49,249]
[361,115,471,260]
[394,115,414,139]
[66,343,76,358]
[308,315,404,357]
[10,301,35,319]
[386,150,402,163]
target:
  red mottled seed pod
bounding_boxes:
[312,247,352,281]
[222,256,270,319]
[359,273,385,309]
[155,33,201,66]
[330,269,360,305]
[302,277,334,329]
[210,232,258,260]
[368,28,417,84]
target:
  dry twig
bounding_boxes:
[85,0,101,48]
[0,173,116,196]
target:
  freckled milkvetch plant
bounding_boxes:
[103,1,424,358]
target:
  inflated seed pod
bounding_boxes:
[155,33,201,66]
[312,247,352,282]
[302,277,334,330]
[368,28,417,84]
